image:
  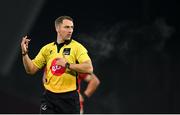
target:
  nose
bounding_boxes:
[69,28,73,33]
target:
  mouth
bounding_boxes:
[66,34,72,38]
[65,36,71,40]
[67,33,72,36]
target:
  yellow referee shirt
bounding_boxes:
[32,39,91,93]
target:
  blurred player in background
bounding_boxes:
[78,73,100,114]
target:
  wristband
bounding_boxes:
[22,51,28,56]
[65,62,70,69]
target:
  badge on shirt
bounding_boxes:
[63,48,71,55]
[50,58,66,76]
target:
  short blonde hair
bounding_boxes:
[55,16,73,28]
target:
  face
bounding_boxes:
[56,19,74,41]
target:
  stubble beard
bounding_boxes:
[64,35,71,40]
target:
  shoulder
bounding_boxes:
[42,42,55,48]
[71,39,87,49]
[39,42,55,54]
[71,39,82,45]
[41,42,55,49]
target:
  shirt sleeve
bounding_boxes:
[32,46,46,69]
[76,44,91,64]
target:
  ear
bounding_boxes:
[55,26,59,32]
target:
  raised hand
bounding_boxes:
[21,36,31,55]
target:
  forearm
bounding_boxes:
[84,76,100,97]
[22,55,37,75]
[69,61,93,73]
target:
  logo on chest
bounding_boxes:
[63,48,71,55]
[50,58,65,76]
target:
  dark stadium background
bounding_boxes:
[0,0,179,113]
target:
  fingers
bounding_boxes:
[21,36,30,46]
[56,58,66,62]
[23,36,31,44]
[22,36,31,43]
[21,35,31,53]
[55,58,67,67]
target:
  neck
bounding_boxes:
[57,36,64,44]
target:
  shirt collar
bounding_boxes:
[54,39,72,45]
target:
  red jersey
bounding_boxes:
[78,73,88,92]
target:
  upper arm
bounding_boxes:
[32,46,46,69]
[76,43,91,64]
[82,59,93,66]
[84,74,93,82]
[84,73,100,84]
[31,63,40,74]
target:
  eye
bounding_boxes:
[64,26,74,29]
[64,26,69,28]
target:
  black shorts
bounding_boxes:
[40,90,80,114]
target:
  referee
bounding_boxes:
[21,16,93,113]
